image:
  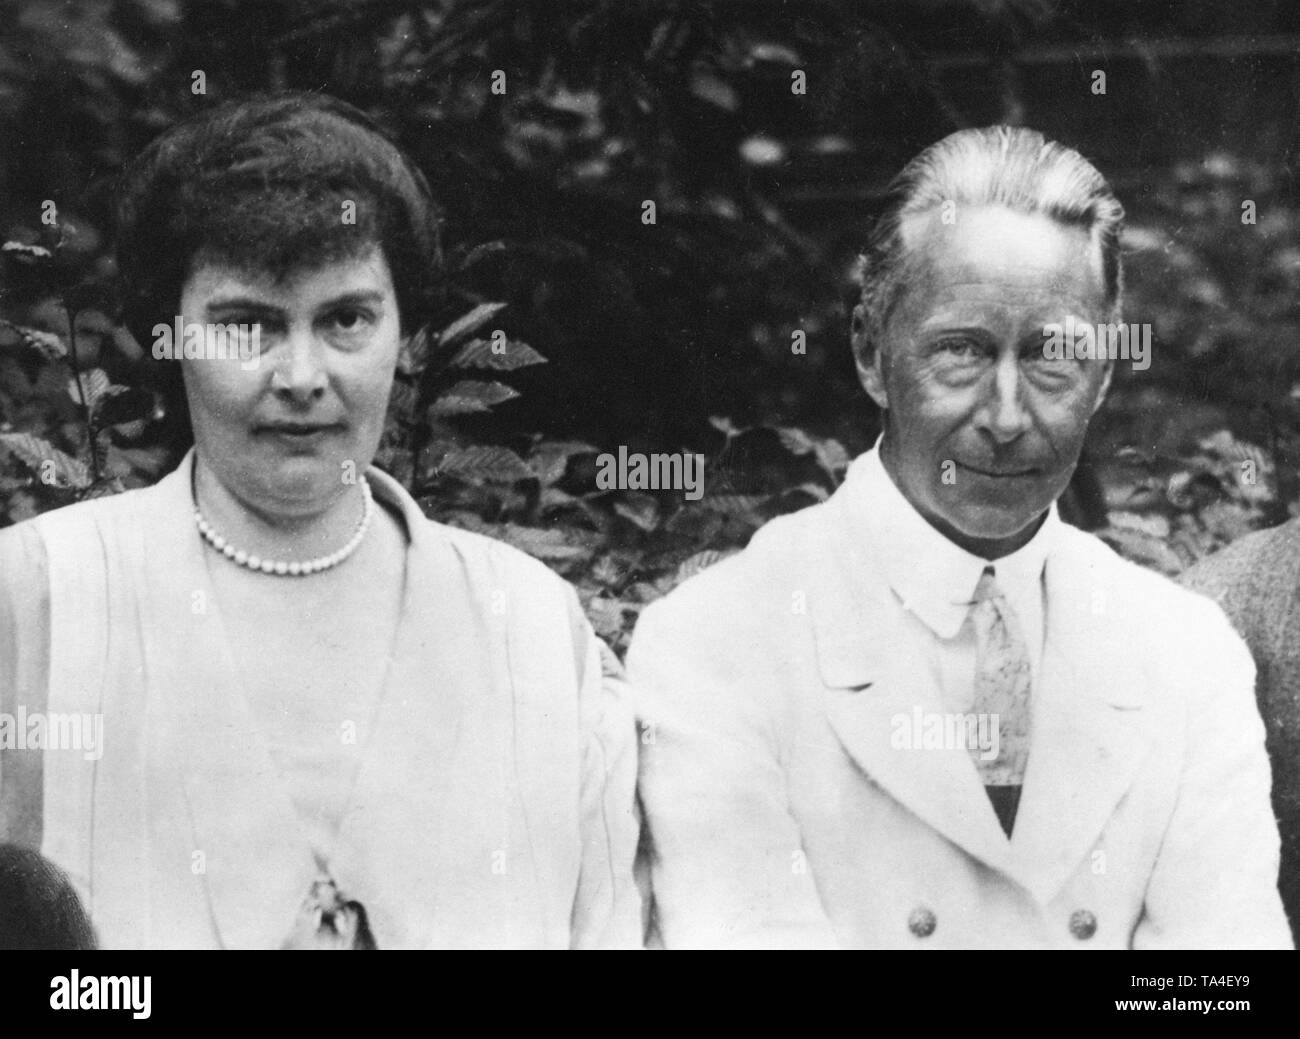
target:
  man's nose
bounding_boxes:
[272,330,328,402]
[978,353,1032,443]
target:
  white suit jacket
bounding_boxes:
[628,458,1291,949]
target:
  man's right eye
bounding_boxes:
[936,337,981,358]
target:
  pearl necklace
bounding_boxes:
[194,478,374,576]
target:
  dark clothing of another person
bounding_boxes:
[1182,518,1300,943]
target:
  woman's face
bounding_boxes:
[177,245,402,517]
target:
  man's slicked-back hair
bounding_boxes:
[115,91,442,349]
[855,125,1125,361]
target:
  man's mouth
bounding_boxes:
[956,461,1040,479]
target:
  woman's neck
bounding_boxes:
[192,455,370,566]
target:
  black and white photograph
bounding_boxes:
[0,0,1296,1017]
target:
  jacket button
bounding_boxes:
[1069,909,1097,940]
[907,906,937,938]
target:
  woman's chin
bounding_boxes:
[253,456,355,509]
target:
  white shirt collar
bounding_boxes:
[845,437,1060,640]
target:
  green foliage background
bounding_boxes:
[3,0,1300,652]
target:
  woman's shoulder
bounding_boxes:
[0,515,50,614]
[1,484,151,562]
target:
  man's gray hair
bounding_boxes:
[855,125,1125,360]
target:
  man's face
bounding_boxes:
[178,246,402,515]
[855,205,1114,559]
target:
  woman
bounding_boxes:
[0,93,640,949]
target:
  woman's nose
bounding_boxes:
[271,332,328,402]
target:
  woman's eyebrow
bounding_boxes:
[204,296,283,316]
[317,290,386,309]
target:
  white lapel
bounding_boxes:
[811,487,1155,898]
[1007,533,1154,904]
[329,472,510,949]
[129,453,320,949]
[812,489,1015,876]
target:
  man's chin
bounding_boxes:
[933,505,1050,558]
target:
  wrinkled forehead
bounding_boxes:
[897,204,1109,310]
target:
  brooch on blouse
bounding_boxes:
[281,876,377,950]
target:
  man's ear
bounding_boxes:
[1091,357,1114,415]
[852,302,889,409]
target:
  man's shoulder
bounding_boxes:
[642,501,827,617]
[1055,522,1241,634]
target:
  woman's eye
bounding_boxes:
[329,309,372,333]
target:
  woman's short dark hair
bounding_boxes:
[115,91,442,348]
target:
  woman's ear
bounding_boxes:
[851,303,889,410]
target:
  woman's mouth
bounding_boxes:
[257,422,344,445]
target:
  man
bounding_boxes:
[629,126,1290,949]
[1181,517,1300,943]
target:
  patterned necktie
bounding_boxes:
[969,566,1032,788]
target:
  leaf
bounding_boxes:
[1107,510,1171,539]
[701,493,769,516]
[491,523,596,561]
[67,368,113,412]
[108,419,146,440]
[448,514,597,561]
[397,327,434,376]
[586,554,626,590]
[2,240,53,262]
[0,322,66,360]
[690,72,739,111]
[664,505,724,541]
[437,302,508,346]
[774,425,817,456]
[449,337,547,371]
[529,439,599,485]
[429,445,533,483]
[0,432,92,489]
[613,493,660,532]
[708,415,748,438]
[458,241,507,270]
[428,380,521,417]
[96,385,157,428]
[585,596,631,639]
[1096,526,1185,576]
[773,426,850,480]
[79,477,127,500]
[784,481,830,502]
[387,378,418,418]
[670,549,737,586]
